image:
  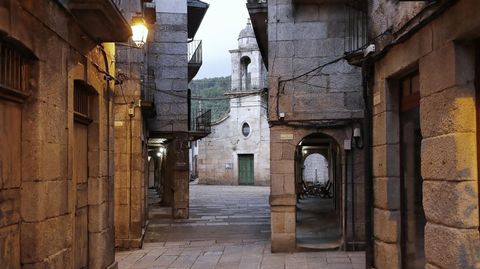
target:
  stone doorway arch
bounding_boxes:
[295,133,343,250]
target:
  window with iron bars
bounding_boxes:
[74,80,93,122]
[344,0,368,54]
[0,41,30,93]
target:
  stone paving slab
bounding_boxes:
[116,241,365,269]
[117,185,365,269]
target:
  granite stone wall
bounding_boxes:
[113,0,150,251]
[370,1,480,268]
[0,1,119,268]
[267,0,365,252]
[148,0,189,133]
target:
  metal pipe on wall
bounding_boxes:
[342,149,348,251]
[351,134,356,251]
[362,60,374,268]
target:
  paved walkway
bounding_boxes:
[144,185,270,242]
[115,185,365,269]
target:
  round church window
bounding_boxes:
[242,122,250,137]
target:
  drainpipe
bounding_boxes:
[350,132,356,251]
[100,46,114,253]
[362,60,374,268]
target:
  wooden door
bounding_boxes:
[238,154,254,185]
[399,72,425,269]
[0,100,22,191]
[0,99,22,269]
[73,121,88,269]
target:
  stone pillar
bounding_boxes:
[419,42,480,269]
[113,44,147,249]
[172,135,190,219]
[372,90,401,269]
[163,142,175,207]
[270,126,296,252]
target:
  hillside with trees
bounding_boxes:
[189,76,231,122]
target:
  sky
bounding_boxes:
[194,0,250,79]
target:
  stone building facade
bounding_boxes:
[143,0,208,219]
[248,0,366,252]
[0,0,130,268]
[364,0,480,268]
[197,22,270,186]
[113,0,209,250]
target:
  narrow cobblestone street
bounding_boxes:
[115,185,365,269]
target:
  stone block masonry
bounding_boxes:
[148,1,189,133]
[265,1,365,252]
[370,0,480,267]
[0,0,127,268]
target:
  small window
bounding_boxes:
[0,41,30,92]
[74,80,95,124]
[242,122,250,137]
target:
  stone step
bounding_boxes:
[148,206,172,219]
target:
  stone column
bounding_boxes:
[172,135,190,219]
[113,44,147,249]
[270,126,296,252]
[371,84,401,269]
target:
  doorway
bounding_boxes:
[295,133,342,249]
[238,154,254,185]
[73,121,89,269]
[399,72,425,269]
[73,83,92,269]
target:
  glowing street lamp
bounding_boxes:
[131,16,148,48]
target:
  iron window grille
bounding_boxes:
[344,0,368,54]
[74,80,96,123]
[0,41,30,93]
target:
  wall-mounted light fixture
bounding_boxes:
[131,16,149,48]
[353,127,364,149]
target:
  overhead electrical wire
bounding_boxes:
[156,88,266,101]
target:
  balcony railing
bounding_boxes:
[188,40,203,82]
[141,69,155,103]
[139,69,156,118]
[344,0,368,54]
[188,40,202,65]
[190,109,211,135]
[144,1,156,24]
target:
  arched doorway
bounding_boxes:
[295,133,342,249]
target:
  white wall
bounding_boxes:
[197,94,270,185]
[155,0,187,13]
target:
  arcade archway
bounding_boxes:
[295,133,342,249]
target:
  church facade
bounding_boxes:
[196,21,270,186]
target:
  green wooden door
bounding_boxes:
[238,154,254,185]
